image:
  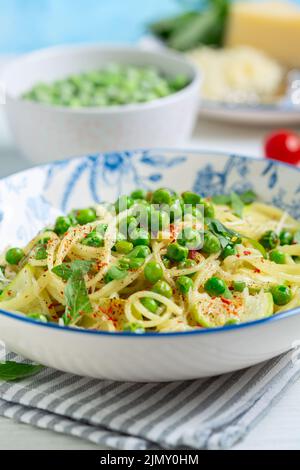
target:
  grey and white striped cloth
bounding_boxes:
[0,351,299,450]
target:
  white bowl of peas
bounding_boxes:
[2,44,200,163]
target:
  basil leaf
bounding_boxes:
[230,192,244,218]
[0,362,43,381]
[211,194,231,205]
[206,218,241,248]
[52,260,94,281]
[239,190,257,205]
[63,270,93,325]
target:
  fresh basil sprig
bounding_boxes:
[63,270,93,326]
[212,190,257,218]
[52,260,94,281]
[206,218,241,249]
[0,362,43,382]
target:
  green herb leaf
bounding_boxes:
[52,260,94,281]
[206,218,241,249]
[0,362,43,382]
[211,194,231,205]
[230,192,244,218]
[63,270,93,325]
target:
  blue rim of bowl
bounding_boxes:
[1,148,300,338]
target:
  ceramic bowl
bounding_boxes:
[0,149,300,381]
[1,44,200,164]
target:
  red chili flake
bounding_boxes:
[236,254,240,258]
[254,268,261,273]
[229,286,234,291]
[221,298,231,305]
[189,250,198,260]
[243,251,251,256]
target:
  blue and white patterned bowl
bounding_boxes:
[0,149,300,381]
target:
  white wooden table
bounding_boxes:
[0,108,300,450]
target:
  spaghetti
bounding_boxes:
[0,188,299,333]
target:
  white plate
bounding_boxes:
[0,149,300,382]
[140,36,300,126]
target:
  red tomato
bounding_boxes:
[264,130,300,165]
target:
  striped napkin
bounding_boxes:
[0,350,299,450]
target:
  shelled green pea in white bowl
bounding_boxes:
[1,44,200,163]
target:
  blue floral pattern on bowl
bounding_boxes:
[0,149,299,251]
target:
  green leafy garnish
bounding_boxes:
[230,192,244,218]
[212,190,257,218]
[206,218,241,249]
[63,270,93,325]
[211,194,231,205]
[52,260,94,281]
[0,362,43,381]
[149,0,230,51]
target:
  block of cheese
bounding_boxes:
[225,1,300,68]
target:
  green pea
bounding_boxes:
[221,244,236,259]
[169,198,183,222]
[5,248,25,265]
[128,245,151,259]
[152,280,173,298]
[167,242,188,262]
[178,227,202,250]
[130,228,150,247]
[96,223,108,236]
[35,246,48,260]
[123,323,145,334]
[54,216,72,235]
[176,276,193,295]
[184,205,203,221]
[178,259,197,269]
[81,232,104,248]
[232,281,246,292]
[224,319,240,326]
[141,297,159,313]
[144,261,163,284]
[279,230,293,246]
[271,285,292,306]
[27,313,48,323]
[128,258,145,269]
[104,266,128,283]
[182,191,203,205]
[149,209,169,232]
[203,201,215,218]
[204,276,227,297]
[76,208,97,225]
[131,189,147,200]
[202,232,221,254]
[259,230,279,250]
[269,250,286,265]
[115,240,134,254]
[162,255,171,269]
[115,195,134,214]
[152,188,172,205]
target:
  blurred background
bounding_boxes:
[0,0,181,54]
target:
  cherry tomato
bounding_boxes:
[264,130,300,165]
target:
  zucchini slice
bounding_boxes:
[192,291,273,328]
[0,265,35,302]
